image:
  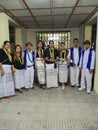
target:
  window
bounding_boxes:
[36,31,71,49]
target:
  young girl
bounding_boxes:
[35,40,45,89]
[58,42,68,90]
[12,45,24,93]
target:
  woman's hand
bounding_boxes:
[1,69,5,76]
[0,63,5,76]
[50,59,56,62]
[35,63,37,69]
[11,65,16,72]
[56,57,59,61]
[0,63,2,68]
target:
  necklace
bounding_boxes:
[17,55,24,64]
[3,48,12,63]
[38,49,44,58]
[49,48,54,59]
[60,50,67,59]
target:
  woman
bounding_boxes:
[35,40,45,89]
[0,41,15,98]
[58,42,68,90]
[12,45,24,93]
[44,40,59,88]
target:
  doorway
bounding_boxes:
[91,23,97,90]
[9,25,15,51]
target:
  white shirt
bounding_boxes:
[68,47,79,65]
[79,48,95,69]
[26,50,34,66]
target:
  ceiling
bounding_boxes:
[0,0,98,28]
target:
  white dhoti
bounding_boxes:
[0,70,4,98]
[70,66,79,86]
[81,68,93,92]
[59,60,68,83]
[24,66,34,89]
[36,58,45,84]
[1,65,15,97]
[46,63,58,88]
[14,69,24,89]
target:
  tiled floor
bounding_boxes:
[0,86,98,130]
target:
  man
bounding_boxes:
[44,40,59,88]
[24,42,34,90]
[68,38,82,88]
[79,40,95,94]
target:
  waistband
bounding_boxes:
[27,65,34,68]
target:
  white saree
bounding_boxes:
[1,65,15,97]
[58,60,68,83]
[36,58,45,84]
[14,69,24,89]
[46,63,58,88]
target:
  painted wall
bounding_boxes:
[27,30,36,51]
[84,25,92,41]
[79,25,85,47]
[15,27,27,49]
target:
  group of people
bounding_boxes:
[0,38,95,99]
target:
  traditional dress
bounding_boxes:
[12,54,24,90]
[79,48,95,93]
[36,49,45,84]
[0,49,15,98]
[68,47,82,87]
[44,48,59,88]
[24,50,34,89]
[59,50,68,83]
